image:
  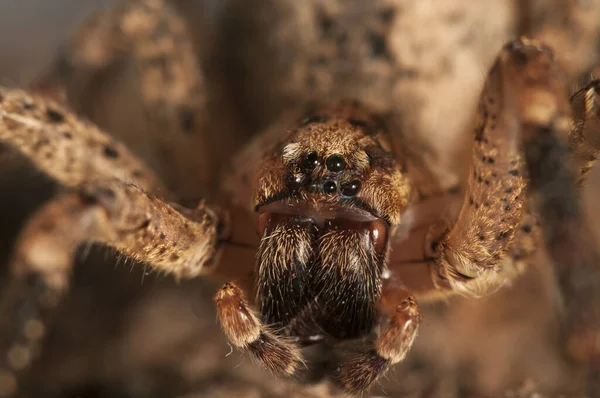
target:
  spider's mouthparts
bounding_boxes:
[257,198,379,227]
[257,202,389,257]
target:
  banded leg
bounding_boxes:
[214,282,302,376]
[0,179,221,398]
[337,295,421,394]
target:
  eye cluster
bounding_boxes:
[291,151,362,197]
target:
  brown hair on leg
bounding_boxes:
[429,39,571,298]
[214,282,302,376]
[569,80,600,183]
[0,179,221,397]
[337,295,421,394]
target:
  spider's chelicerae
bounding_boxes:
[1,0,600,397]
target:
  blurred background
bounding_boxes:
[0,0,111,86]
[1,1,600,397]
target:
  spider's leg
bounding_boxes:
[336,294,421,394]
[0,179,222,398]
[420,39,568,298]
[569,80,600,183]
[214,282,303,376]
[0,87,163,193]
[34,0,235,201]
[412,39,600,299]
[383,38,600,393]
[0,88,232,397]
[386,42,600,301]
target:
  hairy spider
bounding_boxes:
[1,0,600,397]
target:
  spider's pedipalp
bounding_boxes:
[0,179,221,397]
[337,295,421,394]
[215,282,303,376]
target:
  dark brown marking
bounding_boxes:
[33,138,50,151]
[367,30,391,60]
[378,8,396,23]
[496,231,510,240]
[300,115,329,126]
[317,9,333,35]
[46,108,65,123]
[103,145,119,159]
[21,100,35,110]
[179,107,196,132]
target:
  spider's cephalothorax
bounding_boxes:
[254,102,410,340]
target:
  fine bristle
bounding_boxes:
[247,332,303,376]
[337,349,390,394]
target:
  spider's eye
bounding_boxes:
[341,180,361,196]
[323,181,338,194]
[325,154,346,172]
[302,151,320,171]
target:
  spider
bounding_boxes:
[0,0,600,397]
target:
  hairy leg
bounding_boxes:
[0,87,163,194]
[0,85,228,396]
[425,40,556,297]
[336,294,421,394]
[0,179,221,397]
[385,38,600,394]
[569,80,600,183]
[214,282,302,376]
[428,41,600,299]
[387,43,600,300]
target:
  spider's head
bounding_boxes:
[252,102,411,339]
[255,101,411,226]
